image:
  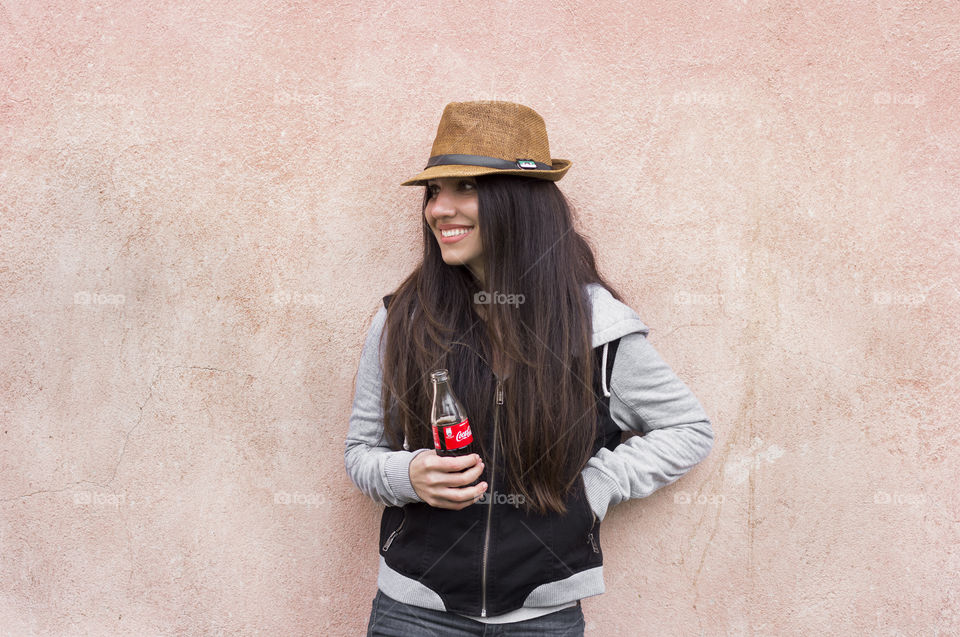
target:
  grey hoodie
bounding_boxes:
[344,283,714,617]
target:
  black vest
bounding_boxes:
[377,294,622,617]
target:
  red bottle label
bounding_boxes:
[442,418,472,450]
[432,424,442,450]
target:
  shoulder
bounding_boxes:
[584,283,650,347]
[367,304,387,342]
[361,298,389,345]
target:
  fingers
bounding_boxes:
[422,454,483,486]
[414,452,489,510]
[431,453,482,472]
[434,482,488,510]
[425,469,488,509]
[445,456,486,487]
[426,464,485,493]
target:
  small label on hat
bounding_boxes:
[516,159,537,169]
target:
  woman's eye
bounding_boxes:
[427,183,474,198]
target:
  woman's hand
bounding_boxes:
[409,450,487,510]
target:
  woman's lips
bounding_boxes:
[439,227,474,244]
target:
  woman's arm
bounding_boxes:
[343,305,430,507]
[582,329,715,521]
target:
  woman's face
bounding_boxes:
[424,177,485,281]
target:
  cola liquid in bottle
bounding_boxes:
[430,369,480,487]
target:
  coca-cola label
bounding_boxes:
[442,418,472,450]
[432,423,442,450]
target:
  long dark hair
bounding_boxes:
[378,174,625,515]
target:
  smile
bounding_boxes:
[439,227,474,244]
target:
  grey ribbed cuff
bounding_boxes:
[581,466,621,522]
[383,448,431,505]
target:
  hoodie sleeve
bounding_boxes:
[581,329,714,522]
[343,304,430,507]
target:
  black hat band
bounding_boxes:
[425,154,554,171]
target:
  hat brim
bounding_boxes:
[399,159,571,187]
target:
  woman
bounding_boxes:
[344,101,714,636]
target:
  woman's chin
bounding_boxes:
[440,253,470,266]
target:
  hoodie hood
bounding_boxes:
[586,283,650,348]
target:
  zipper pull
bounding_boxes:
[496,379,504,405]
[383,530,399,552]
[383,520,404,552]
[588,532,599,554]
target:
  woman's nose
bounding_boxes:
[429,190,457,217]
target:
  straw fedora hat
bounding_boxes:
[400,101,571,186]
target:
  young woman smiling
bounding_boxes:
[345,101,715,636]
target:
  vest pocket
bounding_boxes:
[537,476,603,581]
[573,476,603,564]
[586,507,601,556]
[380,503,435,577]
[382,509,405,552]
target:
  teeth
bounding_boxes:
[441,227,473,238]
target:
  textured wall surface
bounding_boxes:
[2,1,958,635]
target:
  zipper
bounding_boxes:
[587,498,599,553]
[382,514,405,552]
[480,375,503,618]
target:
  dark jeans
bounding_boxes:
[365,589,585,637]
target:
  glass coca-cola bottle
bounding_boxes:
[430,369,476,457]
[430,369,480,487]
[430,370,480,492]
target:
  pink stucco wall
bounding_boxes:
[2,1,958,635]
